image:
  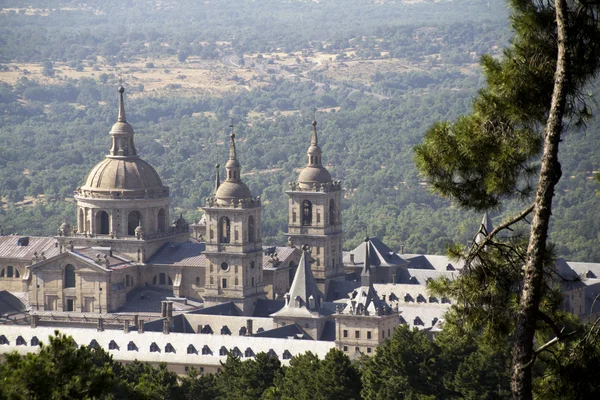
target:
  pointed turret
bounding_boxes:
[214,164,221,192]
[272,244,324,316]
[108,86,137,158]
[361,237,374,287]
[297,120,332,188]
[474,213,494,245]
[215,126,252,203]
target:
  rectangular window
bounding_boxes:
[355,330,360,339]
[317,213,320,223]
[252,277,254,287]
[316,247,320,255]
[184,366,189,372]
[66,299,74,312]
[222,278,227,289]
[343,330,348,338]
[343,346,348,352]
[195,277,200,286]
[382,331,385,338]
[367,347,372,354]
[367,331,372,339]
[292,211,297,223]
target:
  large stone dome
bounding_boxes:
[298,165,332,185]
[82,157,165,193]
[215,180,252,201]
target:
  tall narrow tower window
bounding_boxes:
[96,211,109,235]
[248,216,255,242]
[128,211,142,236]
[219,217,231,244]
[64,264,76,288]
[158,208,166,232]
[329,199,336,225]
[302,200,312,226]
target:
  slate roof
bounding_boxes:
[252,323,312,340]
[343,285,391,316]
[253,299,285,318]
[262,246,299,270]
[190,302,241,316]
[0,291,27,317]
[147,242,207,267]
[319,320,336,341]
[0,236,58,260]
[343,237,407,267]
[272,249,325,318]
[71,247,133,270]
[118,288,200,313]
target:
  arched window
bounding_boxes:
[248,216,255,242]
[329,199,336,225]
[158,208,166,232]
[219,217,231,244]
[95,211,109,235]
[31,336,39,346]
[165,343,175,353]
[15,269,19,278]
[16,336,26,346]
[64,264,75,288]
[219,346,227,356]
[302,200,312,226]
[202,345,211,355]
[128,211,142,236]
[0,335,8,345]
[127,341,138,351]
[245,347,254,357]
[187,344,196,354]
[6,266,13,278]
[109,340,119,350]
[159,273,166,285]
[150,342,160,353]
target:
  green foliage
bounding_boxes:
[274,349,361,400]
[215,352,281,400]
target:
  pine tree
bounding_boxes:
[414,1,600,399]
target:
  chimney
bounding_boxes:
[138,319,144,334]
[163,319,170,335]
[161,301,168,318]
[308,295,315,310]
[400,245,405,255]
[123,320,130,333]
[133,315,139,328]
[246,319,253,335]
[97,317,104,332]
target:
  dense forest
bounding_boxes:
[2,0,600,262]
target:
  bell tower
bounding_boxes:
[202,129,264,315]
[286,121,344,294]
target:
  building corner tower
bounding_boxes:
[286,120,344,295]
[202,129,264,315]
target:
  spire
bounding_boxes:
[117,85,126,122]
[284,245,323,312]
[306,120,323,167]
[214,164,221,192]
[108,86,137,158]
[224,124,242,183]
[361,237,373,287]
[474,213,494,245]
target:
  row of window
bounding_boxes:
[342,328,393,339]
[343,345,373,354]
[0,336,294,360]
[0,335,39,346]
[86,208,167,236]
[0,266,20,279]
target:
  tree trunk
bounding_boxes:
[511,0,569,399]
